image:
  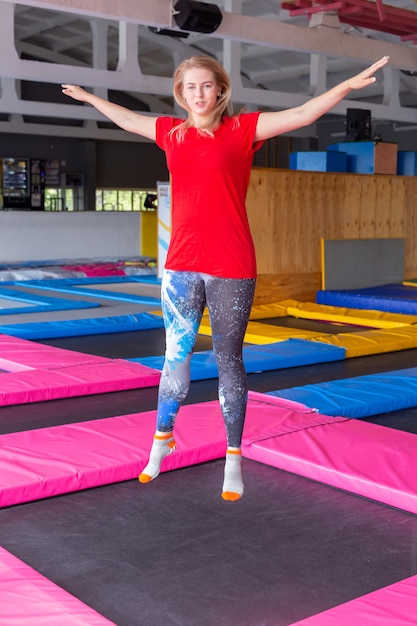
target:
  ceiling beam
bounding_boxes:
[2,0,417,71]
[0,0,172,26]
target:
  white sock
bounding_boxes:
[138,431,176,483]
[222,448,243,501]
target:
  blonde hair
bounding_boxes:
[171,55,234,140]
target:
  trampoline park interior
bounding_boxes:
[4,2,417,626]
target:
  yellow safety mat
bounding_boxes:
[280,299,417,329]
[198,318,328,345]
[312,326,417,358]
[249,302,288,320]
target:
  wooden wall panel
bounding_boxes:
[359,175,377,237]
[375,176,394,237]
[341,176,361,238]
[391,177,406,236]
[254,272,321,305]
[403,176,417,280]
[247,168,417,304]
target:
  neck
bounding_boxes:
[190,115,223,132]
[190,114,207,129]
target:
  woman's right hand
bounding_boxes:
[60,83,157,140]
[61,84,90,102]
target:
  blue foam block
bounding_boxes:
[267,367,417,418]
[289,151,347,172]
[0,312,164,339]
[397,151,417,176]
[317,284,417,314]
[131,339,345,381]
[327,141,397,174]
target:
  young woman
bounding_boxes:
[62,53,388,501]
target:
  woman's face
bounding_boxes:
[181,67,220,124]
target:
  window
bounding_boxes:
[44,187,74,211]
[95,189,157,211]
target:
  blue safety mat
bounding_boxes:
[0,312,164,339]
[267,367,417,418]
[317,283,417,314]
[0,287,99,316]
[0,276,160,287]
[12,277,161,306]
[131,339,346,381]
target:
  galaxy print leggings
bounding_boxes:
[157,269,256,448]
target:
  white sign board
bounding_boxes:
[157,181,171,279]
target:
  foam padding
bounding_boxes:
[242,392,417,515]
[198,319,328,344]
[281,299,417,328]
[312,326,417,357]
[0,334,107,371]
[268,366,417,418]
[317,284,417,314]
[0,286,99,315]
[0,547,115,625]
[291,575,417,626]
[133,339,345,381]
[17,275,160,286]
[2,392,417,516]
[0,400,230,507]
[248,302,288,319]
[18,277,160,305]
[0,334,160,406]
[0,312,164,340]
[0,361,160,407]
[0,395,311,508]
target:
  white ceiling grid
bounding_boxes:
[0,0,417,140]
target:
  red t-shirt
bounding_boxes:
[156,112,263,279]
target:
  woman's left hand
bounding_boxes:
[347,55,389,90]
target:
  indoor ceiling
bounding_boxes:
[4,0,417,135]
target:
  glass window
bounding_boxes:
[95,189,157,211]
[44,187,75,211]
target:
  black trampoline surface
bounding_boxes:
[258,315,371,334]
[1,323,417,625]
[1,460,417,626]
[36,328,214,359]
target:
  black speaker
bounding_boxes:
[173,0,222,34]
[345,108,372,142]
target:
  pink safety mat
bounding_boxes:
[2,391,417,514]
[290,574,417,625]
[0,394,309,508]
[0,334,160,406]
[0,403,226,507]
[242,393,417,515]
[0,547,115,625]
[0,334,107,370]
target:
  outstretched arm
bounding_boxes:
[254,56,389,142]
[61,85,157,141]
